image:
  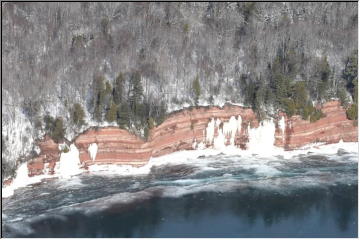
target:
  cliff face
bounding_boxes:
[27,136,60,177]
[26,101,357,177]
[274,101,358,149]
[74,128,152,167]
[149,105,258,157]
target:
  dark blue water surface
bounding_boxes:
[2,150,358,237]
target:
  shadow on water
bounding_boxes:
[4,184,357,238]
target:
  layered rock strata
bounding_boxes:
[25,101,357,177]
[27,136,60,177]
[274,101,358,149]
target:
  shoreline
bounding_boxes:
[2,140,358,199]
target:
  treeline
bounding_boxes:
[41,71,167,142]
[41,48,357,143]
[25,47,357,144]
[241,46,358,122]
[90,71,167,139]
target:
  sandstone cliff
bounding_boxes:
[26,101,357,177]
[274,101,358,149]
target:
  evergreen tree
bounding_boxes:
[343,50,358,91]
[337,87,350,107]
[346,103,357,120]
[52,117,65,143]
[352,77,358,103]
[192,75,201,105]
[105,102,118,123]
[147,117,155,129]
[105,81,112,95]
[254,85,266,119]
[44,115,55,133]
[129,72,143,113]
[282,98,296,117]
[341,51,358,122]
[292,81,307,108]
[244,81,256,107]
[274,73,291,107]
[93,76,106,122]
[143,125,149,140]
[113,73,124,104]
[71,103,85,127]
[319,56,331,82]
[316,56,331,100]
[346,77,358,122]
[117,103,130,127]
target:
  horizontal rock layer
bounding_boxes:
[27,101,357,177]
[274,101,358,149]
[27,136,60,177]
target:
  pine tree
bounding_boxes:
[71,103,85,127]
[337,87,350,107]
[192,75,201,105]
[105,81,112,95]
[147,117,155,129]
[52,117,65,143]
[314,56,331,100]
[105,102,118,123]
[343,50,358,88]
[44,115,55,133]
[292,81,307,108]
[117,103,130,127]
[254,85,266,120]
[346,103,357,120]
[129,72,143,113]
[93,76,106,122]
[113,73,124,104]
[282,98,296,117]
[352,77,358,103]
[319,56,331,82]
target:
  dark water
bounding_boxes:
[2,149,358,238]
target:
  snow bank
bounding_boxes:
[2,144,83,198]
[2,163,48,198]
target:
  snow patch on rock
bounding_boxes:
[204,116,242,150]
[278,116,286,142]
[205,118,216,144]
[223,116,242,146]
[247,119,276,154]
[88,143,98,161]
[56,144,82,178]
[278,116,286,136]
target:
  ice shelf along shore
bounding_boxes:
[205,116,242,149]
[2,115,358,199]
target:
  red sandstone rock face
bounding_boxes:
[274,101,358,150]
[74,128,152,167]
[24,100,358,178]
[27,136,60,177]
[149,105,257,156]
[3,178,13,186]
